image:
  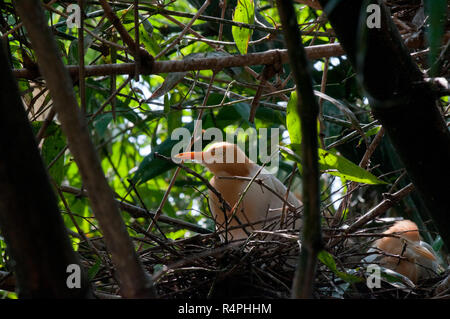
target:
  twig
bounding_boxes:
[155,0,211,60]
[326,183,415,249]
[59,185,211,234]
[331,126,385,228]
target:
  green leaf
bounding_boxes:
[280,145,386,185]
[32,122,66,185]
[285,91,385,185]
[318,250,363,284]
[93,113,113,138]
[317,148,386,185]
[232,0,255,54]
[165,94,182,135]
[88,257,102,281]
[286,91,321,146]
[432,235,444,253]
[286,91,302,144]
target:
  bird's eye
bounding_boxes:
[211,149,215,156]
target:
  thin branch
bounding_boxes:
[155,0,211,60]
[98,0,154,70]
[59,185,212,234]
[326,183,415,249]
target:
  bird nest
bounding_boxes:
[80,218,448,299]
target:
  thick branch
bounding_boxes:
[14,0,155,298]
[0,39,93,298]
[277,0,323,299]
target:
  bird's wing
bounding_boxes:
[259,171,302,208]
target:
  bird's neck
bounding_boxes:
[207,161,259,177]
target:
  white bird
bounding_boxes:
[372,220,439,283]
[175,142,303,241]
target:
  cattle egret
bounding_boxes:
[175,142,302,241]
[373,220,439,283]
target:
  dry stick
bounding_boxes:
[86,3,279,34]
[181,78,288,111]
[110,32,117,121]
[53,181,109,270]
[42,1,128,52]
[155,0,211,60]
[98,0,154,70]
[326,183,415,249]
[248,58,282,123]
[88,76,132,123]
[0,270,120,299]
[13,43,345,79]
[277,0,322,299]
[127,179,167,240]
[14,0,155,298]
[154,153,232,212]
[331,127,385,228]
[59,185,211,234]
[218,0,227,43]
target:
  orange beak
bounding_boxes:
[174,151,204,162]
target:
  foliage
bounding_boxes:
[0,0,448,298]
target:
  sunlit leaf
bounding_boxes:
[318,250,363,284]
[285,91,385,185]
[280,145,386,185]
[232,0,255,54]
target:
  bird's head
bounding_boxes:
[403,239,437,261]
[174,142,254,176]
[376,220,436,262]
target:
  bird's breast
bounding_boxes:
[209,175,284,227]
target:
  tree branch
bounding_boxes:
[277,0,323,299]
[0,39,93,298]
[14,0,155,298]
[59,185,212,235]
[12,43,345,79]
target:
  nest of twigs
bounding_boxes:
[77,215,448,299]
